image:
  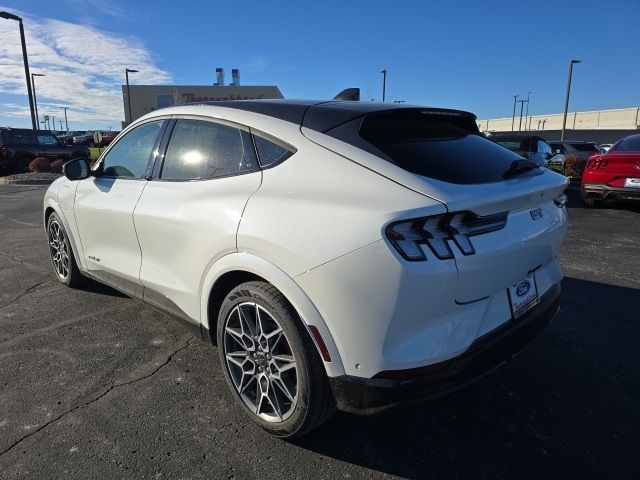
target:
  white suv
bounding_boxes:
[44,100,568,437]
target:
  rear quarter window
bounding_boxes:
[253,134,296,168]
[358,113,527,184]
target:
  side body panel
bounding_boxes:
[134,173,262,322]
[73,177,147,293]
[238,138,447,277]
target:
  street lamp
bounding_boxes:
[125,68,138,125]
[31,73,45,131]
[1,11,37,130]
[380,69,387,102]
[561,59,581,141]
[524,91,531,131]
[511,95,519,131]
[517,99,526,131]
[61,106,69,131]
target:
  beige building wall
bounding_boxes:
[478,107,640,132]
[122,85,284,125]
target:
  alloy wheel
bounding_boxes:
[48,220,69,279]
[223,302,298,422]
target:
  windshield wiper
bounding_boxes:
[502,159,540,179]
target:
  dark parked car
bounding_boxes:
[549,141,601,158]
[0,128,90,173]
[72,130,119,147]
[57,130,86,146]
[488,133,566,174]
[548,141,601,178]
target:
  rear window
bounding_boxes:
[493,139,532,155]
[611,136,640,152]
[570,143,599,152]
[358,113,527,184]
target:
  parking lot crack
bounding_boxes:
[0,280,57,309]
[0,334,194,458]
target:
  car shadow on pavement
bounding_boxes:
[292,276,639,479]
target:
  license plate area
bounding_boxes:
[624,178,640,188]
[508,274,540,319]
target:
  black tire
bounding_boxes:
[217,281,334,438]
[582,194,600,208]
[46,212,85,288]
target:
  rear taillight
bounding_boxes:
[1,146,7,158]
[385,211,508,261]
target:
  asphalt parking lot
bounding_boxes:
[0,182,638,479]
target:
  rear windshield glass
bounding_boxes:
[493,139,532,155]
[359,114,528,184]
[570,143,599,152]
[611,136,640,152]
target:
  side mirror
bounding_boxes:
[63,157,91,181]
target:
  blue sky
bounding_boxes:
[1,0,639,130]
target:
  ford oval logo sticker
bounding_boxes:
[516,280,531,297]
[530,208,543,220]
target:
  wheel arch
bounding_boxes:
[199,252,346,377]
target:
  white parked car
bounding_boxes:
[44,100,569,437]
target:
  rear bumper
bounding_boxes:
[582,183,640,202]
[329,282,561,415]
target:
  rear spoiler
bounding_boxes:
[333,88,360,101]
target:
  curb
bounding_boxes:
[0,178,58,186]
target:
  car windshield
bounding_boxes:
[611,136,640,152]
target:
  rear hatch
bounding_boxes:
[303,107,568,303]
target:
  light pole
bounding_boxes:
[31,73,45,131]
[1,11,37,130]
[51,115,56,132]
[524,91,531,131]
[125,68,138,125]
[380,69,387,102]
[511,95,519,131]
[61,106,69,131]
[517,99,526,131]
[561,59,581,141]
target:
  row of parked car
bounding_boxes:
[55,130,120,147]
[0,128,91,174]
[0,127,122,174]
[486,132,640,207]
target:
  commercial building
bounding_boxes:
[478,107,640,143]
[121,69,283,126]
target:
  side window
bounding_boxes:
[38,134,58,145]
[538,140,552,155]
[253,134,296,167]
[160,119,258,180]
[101,121,163,178]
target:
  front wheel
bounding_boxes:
[47,213,85,287]
[217,281,334,437]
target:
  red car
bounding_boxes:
[582,134,640,207]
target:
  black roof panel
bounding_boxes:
[199,99,476,133]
